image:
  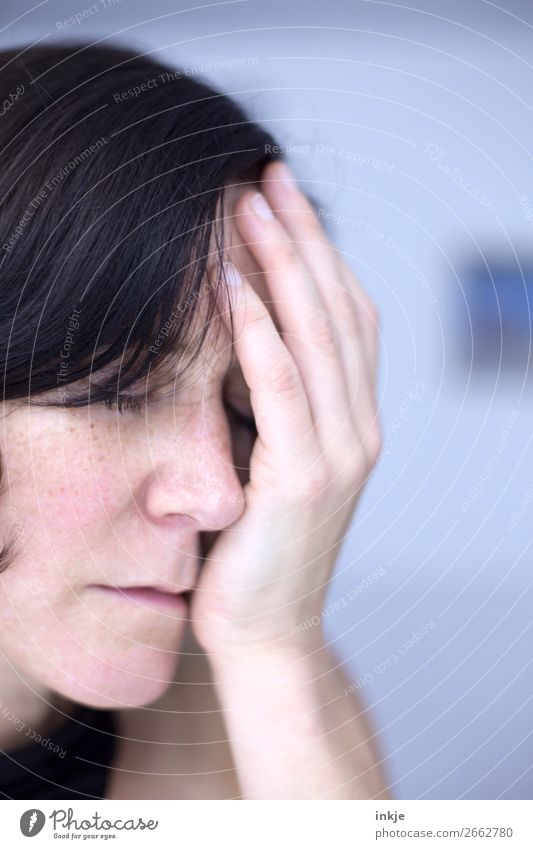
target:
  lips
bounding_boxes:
[90,583,192,613]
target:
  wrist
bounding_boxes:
[193,605,328,661]
[203,629,328,680]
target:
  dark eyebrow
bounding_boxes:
[25,359,179,408]
[27,313,239,408]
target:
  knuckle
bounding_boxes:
[332,437,358,472]
[343,287,380,332]
[243,300,269,326]
[336,448,366,487]
[340,288,363,329]
[265,354,302,400]
[276,239,301,270]
[309,310,337,357]
[300,461,330,497]
[301,206,326,240]
[334,425,382,486]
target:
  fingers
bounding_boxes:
[262,162,380,385]
[219,263,320,483]
[232,161,381,466]
[261,161,380,400]
[230,188,356,460]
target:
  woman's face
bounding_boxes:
[0,211,271,710]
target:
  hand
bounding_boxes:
[190,160,382,659]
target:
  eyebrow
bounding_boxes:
[103,343,242,396]
[28,310,243,407]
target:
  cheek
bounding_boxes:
[0,414,130,602]
[0,559,184,709]
[11,422,126,538]
[0,410,183,707]
[39,463,120,537]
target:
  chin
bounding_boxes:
[33,633,185,711]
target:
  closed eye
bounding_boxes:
[101,388,257,435]
[103,393,148,415]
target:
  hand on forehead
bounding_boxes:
[220,181,282,335]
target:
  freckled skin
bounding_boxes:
[0,205,266,713]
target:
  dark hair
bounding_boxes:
[0,41,283,571]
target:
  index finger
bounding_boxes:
[219,261,319,478]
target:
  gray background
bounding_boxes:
[1,0,532,799]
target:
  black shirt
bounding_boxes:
[0,705,118,799]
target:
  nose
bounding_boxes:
[142,400,247,532]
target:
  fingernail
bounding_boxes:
[223,261,243,287]
[250,192,274,221]
[276,161,297,191]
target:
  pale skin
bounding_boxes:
[0,160,388,799]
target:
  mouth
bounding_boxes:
[89,584,193,614]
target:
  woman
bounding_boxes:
[0,42,387,799]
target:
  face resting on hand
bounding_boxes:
[0,182,272,710]
[0,162,380,713]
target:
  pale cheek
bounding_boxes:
[2,413,131,588]
[26,415,129,532]
[0,456,124,629]
[0,408,187,705]
[39,465,122,537]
